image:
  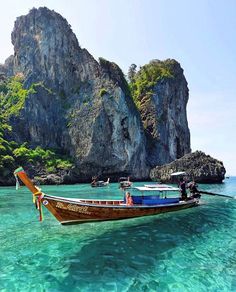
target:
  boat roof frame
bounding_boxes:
[132,186,180,192]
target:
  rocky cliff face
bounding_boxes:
[3,7,149,181]
[150,151,226,183]
[133,60,191,167]
[0,7,225,184]
[12,8,83,91]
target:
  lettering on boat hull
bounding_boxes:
[55,201,91,215]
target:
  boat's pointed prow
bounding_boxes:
[14,167,44,221]
[14,166,24,174]
[14,167,40,194]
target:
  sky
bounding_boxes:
[1,0,236,174]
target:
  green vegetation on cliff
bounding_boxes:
[0,140,73,177]
[99,88,108,97]
[129,59,175,109]
[99,57,131,97]
[0,76,73,181]
[13,144,73,173]
[0,74,36,118]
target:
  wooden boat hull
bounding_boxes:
[42,195,199,224]
[13,167,200,225]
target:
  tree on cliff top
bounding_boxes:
[128,59,176,109]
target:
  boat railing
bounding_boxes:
[79,199,123,205]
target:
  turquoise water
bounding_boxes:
[1,178,236,291]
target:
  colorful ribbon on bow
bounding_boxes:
[33,191,44,221]
[14,173,21,190]
[14,167,45,222]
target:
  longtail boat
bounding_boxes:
[14,167,200,225]
[119,177,132,189]
[91,177,110,187]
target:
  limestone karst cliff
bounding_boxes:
[0,7,225,184]
[129,59,191,167]
[1,7,148,182]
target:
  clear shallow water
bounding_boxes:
[0,178,236,291]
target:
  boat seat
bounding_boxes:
[143,198,179,205]
[147,195,161,200]
[130,196,143,204]
[124,195,163,204]
[123,195,162,204]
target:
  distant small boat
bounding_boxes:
[91,177,110,187]
[119,177,132,189]
[226,176,230,179]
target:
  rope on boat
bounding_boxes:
[32,189,42,203]
[33,191,45,222]
[14,167,45,221]
[14,173,21,190]
[36,194,44,221]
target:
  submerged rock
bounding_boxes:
[150,151,226,183]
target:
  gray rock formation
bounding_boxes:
[0,65,5,76]
[0,7,225,184]
[136,60,191,167]
[150,151,226,183]
[5,7,149,181]
[1,55,14,76]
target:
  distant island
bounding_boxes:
[0,7,225,185]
